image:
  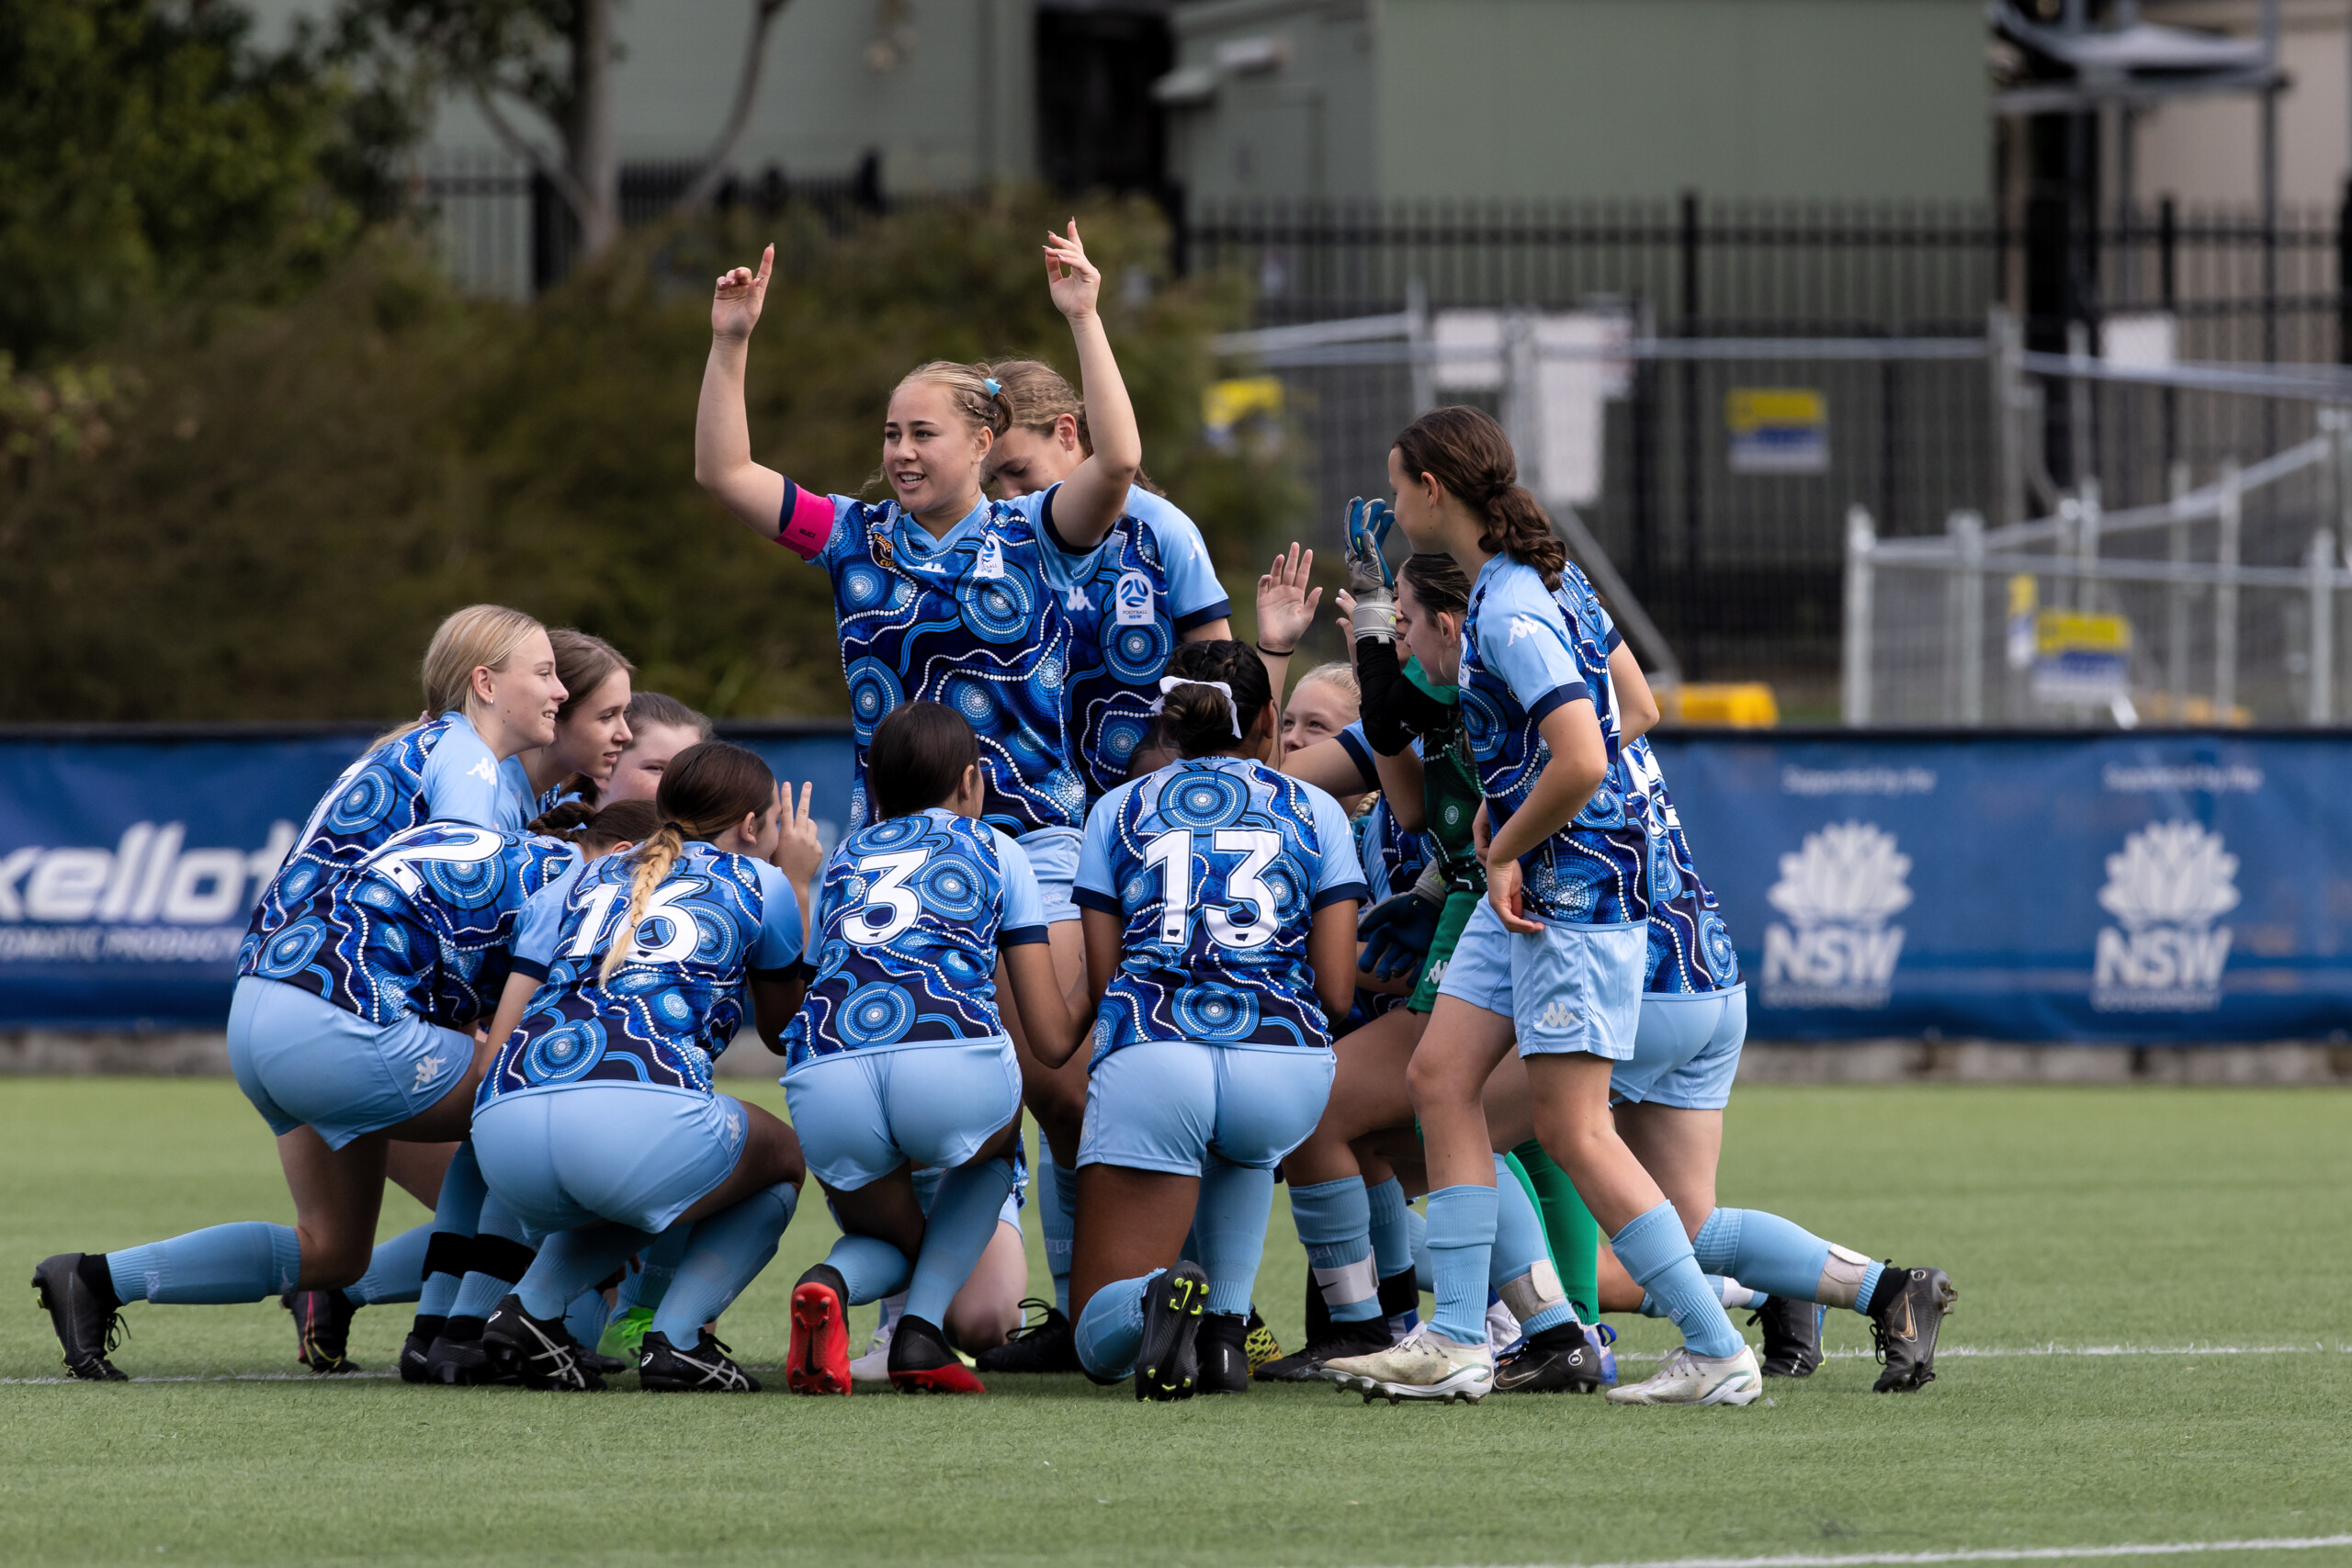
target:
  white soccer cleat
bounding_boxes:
[1324,1324,1496,1404]
[1485,1297,1522,1355]
[1605,1343,1763,1406]
[848,1316,895,1383]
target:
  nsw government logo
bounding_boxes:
[1760,821,1911,1009]
[2091,820,2236,1012]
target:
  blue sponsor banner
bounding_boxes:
[0,724,860,1030]
[2,725,2346,1039]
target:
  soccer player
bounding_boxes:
[518,630,636,818]
[1281,661,1362,764]
[1059,641,1366,1400]
[780,702,1080,1394]
[1324,406,1760,1407]
[606,693,713,805]
[31,813,579,1380]
[468,742,809,1393]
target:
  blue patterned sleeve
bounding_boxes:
[1072,790,1125,916]
[421,722,521,829]
[1486,580,1590,722]
[994,830,1050,946]
[749,862,804,976]
[510,862,583,980]
[1306,786,1371,908]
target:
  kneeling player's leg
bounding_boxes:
[1069,1042,1213,1395]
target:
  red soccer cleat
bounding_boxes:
[888,1313,986,1394]
[786,1266,852,1396]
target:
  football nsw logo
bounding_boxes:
[2092,820,2237,1012]
[1760,822,1910,1009]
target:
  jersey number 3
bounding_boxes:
[1141,828,1280,949]
[844,850,927,944]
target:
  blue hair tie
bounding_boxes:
[982,378,1001,396]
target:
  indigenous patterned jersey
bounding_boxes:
[1623,738,1740,994]
[1038,489,1230,798]
[784,808,1048,1071]
[1075,757,1367,1063]
[247,824,578,1029]
[241,713,535,972]
[776,481,1081,838]
[1456,556,1648,927]
[484,842,802,1101]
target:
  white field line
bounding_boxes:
[1368,1539,2352,1568]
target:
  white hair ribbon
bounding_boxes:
[1148,677,1245,740]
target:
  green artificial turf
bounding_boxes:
[2,1077,2348,1568]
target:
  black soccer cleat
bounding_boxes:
[31,1253,128,1382]
[1868,1265,1957,1393]
[1492,1319,1605,1394]
[425,1316,500,1385]
[399,1330,437,1384]
[888,1313,985,1394]
[283,1288,363,1374]
[973,1298,1080,1374]
[1253,1323,1393,1382]
[1752,1295,1825,1378]
[1194,1311,1251,1394]
[483,1294,605,1391]
[639,1328,760,1393]
[1134,1263,1208,1403]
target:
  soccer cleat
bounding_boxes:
[1585,1322,1619,1386]
[639,1328,759,1393]
[283,1289,362,1374]
[1242,1306,1281,1372]
[1134,1263,1208,1402]
[973,1298,1080,1374]
[1492,1321,1604,1394]
[1868,1265,1957,1393]
[426,1317,501,1385]
[1325,1324,1495,1404]
[31,1254,127,1382]
[1605,1343,1762,1406]
[786,1265,853,1396]
[1752,1295,1825,1378]
[1195,1312,1251,1394]
[847,1314,896,1383]
[482,1294,605,1391]
[597,1305,653,1365]
[1252,1323,1392,1382]
[888,1313,985,1394]
[399,1330,435,1384]
[1484,1296,1523,1357]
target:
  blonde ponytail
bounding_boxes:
[375,604,548,747]
[599,823,685,985]
[588,740,777,987]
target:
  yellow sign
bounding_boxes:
[1724,389,1826,474]
[1203,377,1283,436]
[2007,573,2038,618]
[1725,389,1824,433]
[2035,610,2131,657]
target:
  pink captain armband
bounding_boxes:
[775,482,834,560]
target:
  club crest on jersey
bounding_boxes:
[974,535,1006,581]
[1114,570,1154,626]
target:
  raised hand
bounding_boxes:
[1043,220,1102,322]
[1255,543,1321,655]
[1342,496,1396,641]
[713,244,775,342]
[772,781,826,888]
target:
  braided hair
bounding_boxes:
[1393,406,1566,589]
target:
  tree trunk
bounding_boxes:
[569,0,620,258]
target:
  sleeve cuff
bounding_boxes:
[1313,881,1371,910]
[1037,481,1070,551]
[998,924,1050,948]
[1071,886,1123,915]
[1334,728,1379,788]
[1525,681,1590,726]
[1174,599,1232,633]
[1603,625,1623,655]
[510,958,550,982]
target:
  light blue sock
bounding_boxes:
[1289,1176,1381,1324]
[1041,1153,1079,1314]
[1194,1156,1274,1318]
[341,1222,430,1306]
[564,1287,611,1348]
[1423,1184,1498,1344]
[653,1181,798,1340]
[1855,1260,1890,1314]
[450,1194,534,1322]
[416,1143,486,1319]
[1613,1201,1743,1359]
[107,1222,303,1305]
[1365,1177,1413,1280]
[616,1223,694,1314]
[905,1158,1015,1327]
[1072,1270,1157,1380]
[824,1233,912,1306]
[1489,1157,1576,1336]
[515,1224,652,1322]
[1410,1205,1431,1294]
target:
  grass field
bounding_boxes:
[3,1077,2348,1568]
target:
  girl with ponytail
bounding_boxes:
[465,742,817,1393]
[1053,640,1369,1399]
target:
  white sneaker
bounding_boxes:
[1605,1343,1763,1406]
[1485,1297,1522,1355]
[848,1317,896,1382]
[1324,1324,1495,1404]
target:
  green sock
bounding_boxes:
[1512,1139,1600,1322]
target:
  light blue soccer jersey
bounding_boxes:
[1038,488,1231,797]
[783,807,1048,1071]
[248,824,579,1029]
[1075,756,1367,1063]
[241,712,536,972]
[1622,737,1740,994]
[483,841,803,1101]
[1456,556,1647,927]
[776,481,1081,838]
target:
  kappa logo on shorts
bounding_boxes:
[1535,999,1580,1032]
[413,1055,444,1092]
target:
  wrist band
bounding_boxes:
[1255,641,1295,658]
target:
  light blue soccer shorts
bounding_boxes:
[471,1083,749,1235]
[1611,985,1748,1111]
[1018,826,1083,925]
[1433,900,1645,1061]
[227,976,474,1149]
[1077,1040,1335,1177]
[783,1037,1023,1193]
